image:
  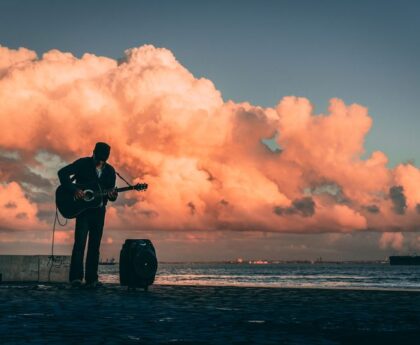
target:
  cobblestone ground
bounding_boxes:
[1,283,420,344]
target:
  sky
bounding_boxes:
[0,0,420,261]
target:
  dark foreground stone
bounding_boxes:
[1,283,420,344]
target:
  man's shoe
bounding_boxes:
[85,280,103,289]
[70,279,82,288]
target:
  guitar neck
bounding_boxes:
[95,183,148,196]
[103,186,135,194]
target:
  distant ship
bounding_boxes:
[389,256,420,265]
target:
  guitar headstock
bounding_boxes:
[134,183,148,191]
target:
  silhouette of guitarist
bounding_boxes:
[58,142,118,288]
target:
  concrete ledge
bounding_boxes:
[0,255,70,283]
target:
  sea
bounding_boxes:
[99,262,420,290]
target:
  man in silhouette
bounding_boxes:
[58,142,118,288]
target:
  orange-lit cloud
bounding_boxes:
[379,232,404,251]
[0,182,44,230]
[1,44,420,238]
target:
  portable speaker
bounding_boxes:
[119,239,158,290]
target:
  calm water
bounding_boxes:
[99,263,420,290]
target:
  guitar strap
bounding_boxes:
[116,171,133,188]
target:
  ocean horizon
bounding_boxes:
[99,262,420,291]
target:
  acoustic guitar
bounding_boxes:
[56,182,148,219]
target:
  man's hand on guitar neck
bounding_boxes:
[74,189,85,200]
[107,188,118,201]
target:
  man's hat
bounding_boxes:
[93,142,111,161]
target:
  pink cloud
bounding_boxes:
[0,45,36,72]
[379,232,404,251]
[0,182,43,230]
[0,44,420,238]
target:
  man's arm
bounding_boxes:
[107,167,118,202]
[57,159,81,193]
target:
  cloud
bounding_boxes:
[389,186,407,215]
[1,44,420,237]
[363,205,380,214]
[0,45,36,73]
[394,163,420,209]
[379,232,404,251]
[274,197,315,217]
[0,182,44,230]
[0,154,52,189]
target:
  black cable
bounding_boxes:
[48,207,67,282]
[51,207,67,257]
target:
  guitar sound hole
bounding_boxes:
[83,190,94,202]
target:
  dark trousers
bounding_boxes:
[69,206,106,283]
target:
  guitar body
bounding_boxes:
[56,181,104,219]
[56,180,148,219]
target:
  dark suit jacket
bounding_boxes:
[58,156,117,206]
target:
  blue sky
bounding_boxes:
[1,0,419,167]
